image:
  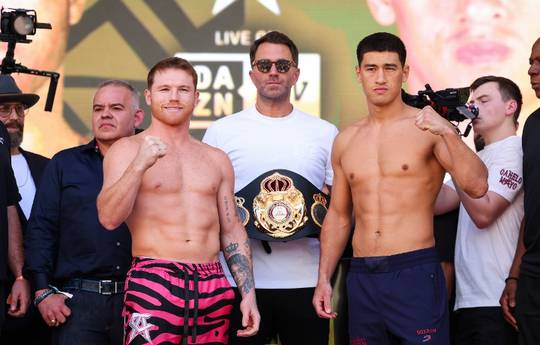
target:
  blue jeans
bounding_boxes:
[52,289,123,345]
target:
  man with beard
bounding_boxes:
[0,100,28,332]
[0,75,50,344]
[204,31,337,345]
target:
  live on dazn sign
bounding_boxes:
[176,53,321,129]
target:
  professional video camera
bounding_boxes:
[402,84,478,137]
[0,7,59,111]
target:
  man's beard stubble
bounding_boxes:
[5,120,23,148]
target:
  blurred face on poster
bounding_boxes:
[0,0,85,92]
[367,0,540,97]
[0,0,86,157]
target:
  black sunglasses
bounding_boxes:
[252,59,296,73]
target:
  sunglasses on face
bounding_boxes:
[252,59,296,73]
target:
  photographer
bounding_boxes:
[435,76,523,345]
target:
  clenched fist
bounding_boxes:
[415,106,457,136]
[133,136,167,171]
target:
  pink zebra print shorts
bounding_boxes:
[123,257,235,345]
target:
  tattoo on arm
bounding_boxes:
[224,242,238,255]
[223,240,254,295]
[223,196,232,224]
[223,193,242,225]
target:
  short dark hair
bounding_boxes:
[356,32,406,66]
[470,75,523,125]
[249,31,299,65]
[147,57,198,89]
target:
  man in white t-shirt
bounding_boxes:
[203,31,338,345]
[435,76,523,345]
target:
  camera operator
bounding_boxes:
[435,76,523,345]
[0,75,50,344]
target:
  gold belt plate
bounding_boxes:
[253,172,308,239]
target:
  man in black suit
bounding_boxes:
[0,75,50,344]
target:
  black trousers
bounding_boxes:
[0,283,4,329]
[454,307,517,345]
[228,287,329,345]
[52,290,124,345]
[1,302,51,345]
[516,274,540,345]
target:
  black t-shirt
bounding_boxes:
[0,122,20,281]
[521,107,540,277]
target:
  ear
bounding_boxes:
[68,0,87,26]
[505,99,518,117]
[291,67,300,85]
[366,0,396,26]
[402,64,410,83]
[144,89,151,107]
[133,109,144,128]
[355,65,362,84]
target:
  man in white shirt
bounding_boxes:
[203,31,338,345]
[435,75,523,345]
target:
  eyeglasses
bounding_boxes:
[0,104,28,118]
[252,59,296,73]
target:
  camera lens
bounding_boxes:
[13,15,34,35]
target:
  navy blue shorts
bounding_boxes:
[347,247,449,345]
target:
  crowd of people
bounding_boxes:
[1,27,540,345]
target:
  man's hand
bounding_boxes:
[500,280,518,331]
[236,293,260,337]
[35,290,71,327]
[313,281,337,319]
[7,277,30,317]
[133,136,167,171]
[415,106,457,136]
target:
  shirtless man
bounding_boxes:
[313,32,488,345]
[97,57,259,345]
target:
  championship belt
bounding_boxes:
[235,169,330,242]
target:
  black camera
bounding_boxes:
[402,84,478,122]
[0,7,59,111]
[402,84,478,137]
[0,8,51,43]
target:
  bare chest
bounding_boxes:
[342,125,435,185]
[142,151,220,195]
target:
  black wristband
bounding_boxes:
[505,276,519,283]
[33,289,54,307]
